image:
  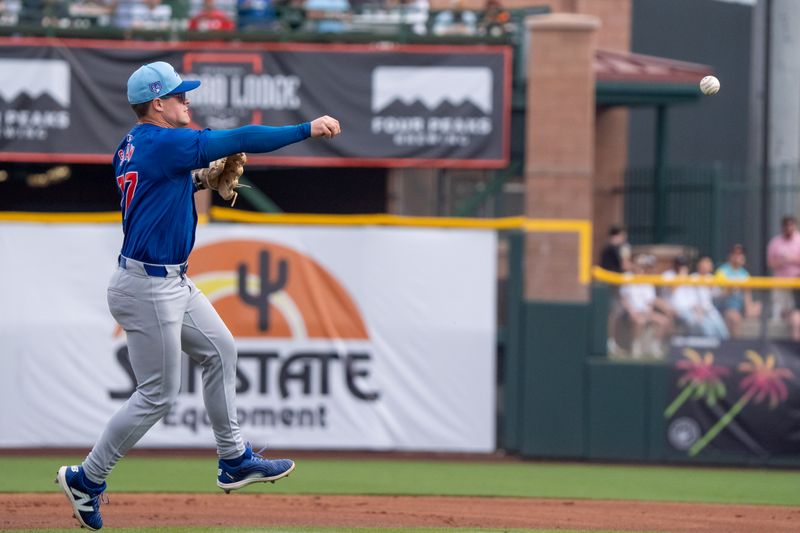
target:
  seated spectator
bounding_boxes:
[106,0,135,29]
[432,0,477,36]
[2,0,23,26]
[670,256,729,340]
[68,1,114,27]
[715,244,762,338]
[189,0,235,30]
[132,0,172,29]
[478,0,509,37]
[619,254,672,359]
[237,0,278,30]
[659,255,688,301]
[107,0,171,30]
[305,0,351,32]
[767,215,800,341]
[395,0,429,35]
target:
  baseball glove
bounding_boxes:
[193,153,248,206]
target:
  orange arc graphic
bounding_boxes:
[188,240,368,340]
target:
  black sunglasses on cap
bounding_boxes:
[160,92,187,103]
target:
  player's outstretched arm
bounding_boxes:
[310,115,342,139]
[202,117,341,163]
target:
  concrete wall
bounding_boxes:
[628,0,754,168]
[767,0,800,233]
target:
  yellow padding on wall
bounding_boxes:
[0,210,592,284]
[210,208,592,284]
[0,211,121,223]
[593,266,800,290]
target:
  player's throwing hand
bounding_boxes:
[310,115,341,139]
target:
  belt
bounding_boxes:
[118,256,188,278]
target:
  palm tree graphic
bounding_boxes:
[688,350,795,457]
[664,348,729,419]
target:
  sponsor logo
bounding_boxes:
[70,488,94,513]
[110,240,378,434]
[370,66,493,148]
[667,417,701,450]
[181,53,302,130]
[0,59,71,141]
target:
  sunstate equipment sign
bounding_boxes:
[0,223,497,451]
[0,38,511,168]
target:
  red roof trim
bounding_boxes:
[595,49,713,84]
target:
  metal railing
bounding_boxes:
[617,164,800,276]
[0,1,527,42]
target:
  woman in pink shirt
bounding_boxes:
[766,215,800,340]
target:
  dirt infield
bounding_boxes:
[3,493,799,532]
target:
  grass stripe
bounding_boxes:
[1,457,798,507]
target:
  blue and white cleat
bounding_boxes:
[55,465,107,531]
[217,444,295,493]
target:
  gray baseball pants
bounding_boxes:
[82,259,245,484]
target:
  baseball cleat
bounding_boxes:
[55,465,107,531]
[217,443,295,493]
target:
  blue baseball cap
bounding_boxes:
[127,61,201,104]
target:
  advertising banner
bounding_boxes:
[0,38,511,167]
[664,339,800,458]
[0,223,497,451]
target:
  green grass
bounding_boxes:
[2,456,799,506]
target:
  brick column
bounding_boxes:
[524,13,599,301]
[575,0,632,262]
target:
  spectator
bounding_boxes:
[67,1,115,27]
[766,215,800,341]
[105,0,172,29]
[432,0,477,36]
[670,256,729,340]
[0,0,21,26]
[619,254,672,359]
[304,0,351,32]
[715,244,762,338]
[105,0,136,29]
[131,0,172,29]
[395,0,429,35]
[599,224,631,273]
[600,225,631,357]
[659,254,689,300]
[237,0,277,30]
[478,0,509,37]
[189,0,235,30]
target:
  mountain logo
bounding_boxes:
[371,66,492,114]
[0,59,70,107]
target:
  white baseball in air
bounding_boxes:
[699,75,720,95]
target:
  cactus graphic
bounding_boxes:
[238,250,288,331]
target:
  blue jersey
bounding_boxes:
[112,122,311,265]
[113,124,206,265]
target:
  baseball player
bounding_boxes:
[55,61,341,531]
